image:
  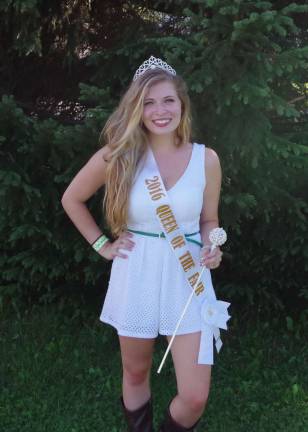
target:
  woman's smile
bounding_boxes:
[152,118,172,127]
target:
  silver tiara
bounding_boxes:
[133,55,176,81]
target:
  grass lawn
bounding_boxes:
[1,300,307,432]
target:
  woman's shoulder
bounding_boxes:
[202,145,221,173]
[88,144,112,163]
[194,143,220,165]
[205,146,219,161]
[100,144,113,162]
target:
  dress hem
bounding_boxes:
[99,316,202,339]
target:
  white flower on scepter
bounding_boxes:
[209,227,227,252]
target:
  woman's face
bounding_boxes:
[142,80,182,136]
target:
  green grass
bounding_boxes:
[1,301,307,432]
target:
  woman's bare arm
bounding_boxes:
[199,147,222,246]
[61,147,110,245]
[198,147,223,269]
[61,146,135,260]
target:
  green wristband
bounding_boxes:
[92,235,109,252]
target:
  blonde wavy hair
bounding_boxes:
[101,68,192,236]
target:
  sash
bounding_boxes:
[140,146,230,364]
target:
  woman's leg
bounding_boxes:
[165,331,211,428]
[119,335,156,410]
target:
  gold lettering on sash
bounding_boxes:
[145,171,204,297]
[156,204,171,215]
[188,272,205,296]
[179,251,195,272]
[195,282,205,296]
[171,235,185,250]
[188,272,199,287]
[156,204,179,234]
[145,176,166,201]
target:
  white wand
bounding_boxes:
[157,227,227,374]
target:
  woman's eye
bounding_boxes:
[166,99,174,103]
[144,101,153,105]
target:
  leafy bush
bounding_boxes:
[1,0,308,315]
[0,95,111,311]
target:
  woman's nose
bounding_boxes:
[154,103,168,115]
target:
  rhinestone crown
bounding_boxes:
[133,55,176,81]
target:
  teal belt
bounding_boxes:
[127,228,203,247]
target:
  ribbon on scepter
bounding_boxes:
[157,227,230,373]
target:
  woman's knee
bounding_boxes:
[122,360,152,386]
[179,388,210,414]
[119,336,154,386]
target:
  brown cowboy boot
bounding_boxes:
[159,402,201,432]
[120,396,154,432]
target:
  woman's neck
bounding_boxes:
[147,133,179,153]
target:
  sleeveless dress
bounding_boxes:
[99,142,216,338]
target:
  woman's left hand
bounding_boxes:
[200,245,223,269]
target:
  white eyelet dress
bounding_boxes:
[99,142,215,339]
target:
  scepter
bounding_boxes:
[157,227,227,374]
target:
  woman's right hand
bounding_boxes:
[98,231,135,260]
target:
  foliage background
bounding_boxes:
[1,2,308,431]
[1,0,308,320]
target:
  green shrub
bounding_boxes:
[0,95,111,311]
[1,1,308,315]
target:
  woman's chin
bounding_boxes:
[147,125,177,136]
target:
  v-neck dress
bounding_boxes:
[99,142,215,338]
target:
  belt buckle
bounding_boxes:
[158,232,164,239]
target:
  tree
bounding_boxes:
[1,0,308,314]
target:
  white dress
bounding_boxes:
[99,142,215,338]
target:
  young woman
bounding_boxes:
[61,56,223,432]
